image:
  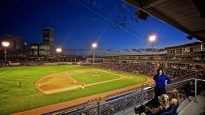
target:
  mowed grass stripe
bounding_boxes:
[0,65,147,115]
[70,71,120,84]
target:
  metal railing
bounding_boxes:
[43,73,204,115]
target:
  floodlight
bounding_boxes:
[2,41,10,47]
[56,48,62,53]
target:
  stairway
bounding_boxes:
[178,95,205,115]
[177,96,195,113]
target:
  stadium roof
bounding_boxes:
[165,41,202,49]
[124,0,205,42]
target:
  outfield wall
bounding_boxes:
[44,62,74,65]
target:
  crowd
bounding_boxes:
[95,62,155,76]
[95,62,205,80]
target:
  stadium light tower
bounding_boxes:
[149,35,156,54]
[2,41,10,61]
[56,48,62,62]
[91,42,98,64]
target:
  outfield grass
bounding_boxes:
[70,71,120,84]
[0,65,147,115]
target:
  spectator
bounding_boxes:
[154,68,172,97]
[169,88,180,106]
[145,94,170,115]
[160,89,180,115]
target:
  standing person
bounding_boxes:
[154,68,172,97]
[81,83,85,89]
[19,81,22,87]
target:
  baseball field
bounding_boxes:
[0,65,148,114]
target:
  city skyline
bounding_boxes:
[0,0,197,50]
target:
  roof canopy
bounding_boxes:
[124,0,205,42]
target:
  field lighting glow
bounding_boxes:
[149,35,156,42]
[92,43,98,48]
[56,48,62,53]
[2,41,10,47]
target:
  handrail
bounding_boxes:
[196,78,205,82]
[168,78,194,86]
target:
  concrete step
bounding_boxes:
[179,95,205,115]
[177,96,194,113]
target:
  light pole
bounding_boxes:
[149,35,156,54]
[56,48,62,62]
[2,41,10,61]
[149,35,157,72]
[92,42,98,64]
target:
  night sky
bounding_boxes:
[0,0,197,50]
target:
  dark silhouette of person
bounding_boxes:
[154,68,172,97]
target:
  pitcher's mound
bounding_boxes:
[36,72,81,94]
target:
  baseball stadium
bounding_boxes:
[0,0,205,115]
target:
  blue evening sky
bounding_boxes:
[0,0,197,50]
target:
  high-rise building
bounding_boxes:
[43,27,55,55]
[30,27,55,57]
[30,43,50,56]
